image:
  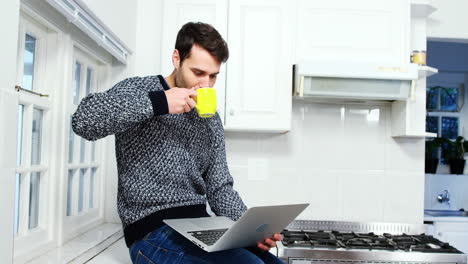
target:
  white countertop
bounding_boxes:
[424,214,468,222]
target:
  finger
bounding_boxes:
[264,238,276,248]
[272,233,282,241]
[188,88,198,98]
[256,242,269,252]
[183,101,191,112]
[187,98,196,109]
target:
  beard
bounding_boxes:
[174,68,187,88]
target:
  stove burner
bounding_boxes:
[386,233,461,253]
[281,230,462,253]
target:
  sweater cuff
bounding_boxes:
[148,90,169,116]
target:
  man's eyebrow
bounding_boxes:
[190,68,219,75]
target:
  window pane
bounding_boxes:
[440,87,458,111]
[73,62,81,104]
[426,87,438,110]
[78,169,85,213]
[22,34,36,91]
[68,117,74,163]
[14,173,21,235]
[29,172,40,229]
[441,117,458,139]
[17,105,24,166]
[89,168,96,209]
[80,138,86,163]
[67,170,74,216]
[31,108,43,165]
[86,68,92,95]
[426,116,438,134]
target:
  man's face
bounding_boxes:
[174,44,221,89]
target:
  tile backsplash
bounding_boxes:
[225,100,425,224]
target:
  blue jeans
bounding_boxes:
[128,224,286,264]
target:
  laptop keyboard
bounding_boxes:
[188,228,228,246]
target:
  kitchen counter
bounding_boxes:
[424,214,468,222]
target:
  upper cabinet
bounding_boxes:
[161,0,228,123]
[224,0,293,132]
[160,0,428,134]
[295,0,410,66]
[161,0,293,132]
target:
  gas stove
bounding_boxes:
[278,220,467,264]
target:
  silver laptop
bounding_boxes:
[163,203,309,252]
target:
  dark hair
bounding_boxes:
[175,22,229,64]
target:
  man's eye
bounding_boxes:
[194,72,203,76]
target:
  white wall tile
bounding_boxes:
[226,101,428,224]
[383,171,424,223]
[339,170,385,222]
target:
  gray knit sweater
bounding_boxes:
[72,75,247,246]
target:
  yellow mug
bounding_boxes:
[194,87,216,118]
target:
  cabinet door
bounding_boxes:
[438,231,468,253]
[161,0,228,123]
[434,222,468,253]
[225,0,293,132]
[295,0,409,65]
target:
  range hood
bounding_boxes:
[293,61,419,101]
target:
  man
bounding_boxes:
[72,22,284,263]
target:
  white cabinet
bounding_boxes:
[161,0,228,123]
[161,0,293,132]
[295,0,410,65]
[224,0,293,132]
[429,221,468,253]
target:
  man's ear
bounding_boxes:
[172,49,180,70]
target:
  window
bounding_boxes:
[12,12,108,261]
[64,47,102,233]
[426,82,465,161]
[14,14,52,254]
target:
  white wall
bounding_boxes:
[134,0,163,77]
[226,101,425,224]
[79,0,138,51]
[0,0,20,262]
[428,0,468,41]
[425,174,468,210]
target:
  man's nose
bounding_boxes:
[199,76,209,88]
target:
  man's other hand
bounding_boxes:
[256,233,282,252]
[165,87,197,114]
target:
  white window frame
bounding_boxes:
[14,13,54,259]
[12,7,112,262]
[61,46,106,242]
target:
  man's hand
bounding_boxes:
[256,233,282,252]
[164,87,197,114]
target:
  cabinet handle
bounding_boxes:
[229,108,235,116]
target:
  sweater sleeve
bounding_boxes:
[204,115,248,221]
[72,77,168,141]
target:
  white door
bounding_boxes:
[225,0,294,132]
[161,0,228,123]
